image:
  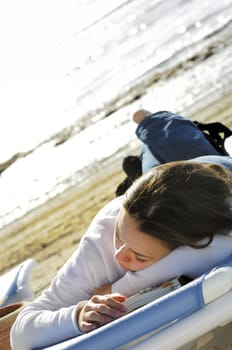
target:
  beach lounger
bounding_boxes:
[38,255,232,350]
[0,259,36,307]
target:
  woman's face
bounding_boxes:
[114,207,171,271]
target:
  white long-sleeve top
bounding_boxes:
[11,196,232,350]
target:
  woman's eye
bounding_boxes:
[136,256,146,263]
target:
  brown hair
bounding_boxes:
[123,161,232,249]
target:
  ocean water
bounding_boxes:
[0,0,232,229]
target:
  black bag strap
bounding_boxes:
[194,121,232,156]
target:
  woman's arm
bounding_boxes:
[10,241,102,350]
[10,197,124,350]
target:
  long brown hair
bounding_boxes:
[123,161,232,249]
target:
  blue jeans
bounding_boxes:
[136,111,232,173]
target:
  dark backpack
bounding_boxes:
[194,121,232,156]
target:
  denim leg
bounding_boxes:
[136,111,220,166]
[141,144,161,174]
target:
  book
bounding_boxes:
[124,276,191,313]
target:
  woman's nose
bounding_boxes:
[114,245,133,266]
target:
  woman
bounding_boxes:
[11,111,232,350]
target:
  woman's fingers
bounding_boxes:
[77,294,127,333]
[80,310,112,332]
[84,309,113,324]
[80,319,98,332]
[91,294,127,313]
[88,299,125,318]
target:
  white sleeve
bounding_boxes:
[10,197,123,350]
[10,239,99,350]
[112,235,232,296]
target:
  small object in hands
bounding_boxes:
[124,276,191,313]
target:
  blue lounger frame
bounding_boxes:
[39,255,232,350]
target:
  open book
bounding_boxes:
[124,276,191,313]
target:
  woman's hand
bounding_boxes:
[77,294,127,333]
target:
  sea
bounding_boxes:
[0,0,232,229]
